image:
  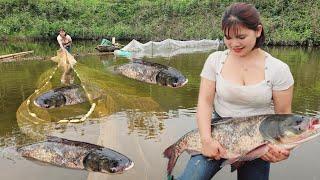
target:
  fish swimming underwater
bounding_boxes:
[163,114,320,175]
[115,60,188,88]
[17,136,134,173]
[34,84,88,108]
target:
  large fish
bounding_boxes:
[17,136,134,173]
[163,114,320,175]
[34,84,88,108]
[115,60,188,88]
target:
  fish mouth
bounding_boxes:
[171,78,188,88]
[310,118,320,130]
[109,161,134,173]
[124,161,134,170]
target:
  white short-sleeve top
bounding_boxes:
[57,35,72,45]
[200,50,294,117]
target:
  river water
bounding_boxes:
[0,41,319,180]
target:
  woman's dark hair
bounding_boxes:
[58,28,66,34]
[222,3,265,48]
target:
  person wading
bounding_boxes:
[57,28,72,53]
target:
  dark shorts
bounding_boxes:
[65,46,71,53]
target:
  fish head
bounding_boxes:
[156,68,187,88]
[84,149,134,174]
[34,91,66,108]
[278,115,320,144]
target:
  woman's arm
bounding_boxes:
[273,86,293,114]
[197,78,226,160]
[261,86,294,163]
[65,35,72,46]
[57,36,65,50]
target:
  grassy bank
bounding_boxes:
[0,0,319,46]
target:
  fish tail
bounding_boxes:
[163,143,181,175]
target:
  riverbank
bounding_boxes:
[1,0,319,46]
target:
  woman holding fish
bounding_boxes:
[178,2,294,180]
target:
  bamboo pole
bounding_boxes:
[0,51,34,60]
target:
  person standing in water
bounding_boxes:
[177,2,294,180]
[56,28,74,85]
[57,28,72,53]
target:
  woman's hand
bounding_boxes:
[201,138,226,160]
[261,144,291,163]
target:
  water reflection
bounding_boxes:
[126,110,166,139]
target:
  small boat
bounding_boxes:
[95,45,120,52]
[114,49,132,58]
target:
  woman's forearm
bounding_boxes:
[197,100,213,142]
[196,78,215,143]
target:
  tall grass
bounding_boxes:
[0,0,319,45]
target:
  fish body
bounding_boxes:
[17,136,134,173]
[34,84,88,108]
[163,114,320,175]
[115,60,188,88]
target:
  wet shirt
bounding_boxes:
[57,35,72,47]
[200,50,294,117]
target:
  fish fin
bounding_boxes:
[231,161,246,172]
[238,144,270,162]
[226,144,270,172]
[163,144,180,175]
[46,135,61,142]
[279,143,299,150]
[211,117,233,125]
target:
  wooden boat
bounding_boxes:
[95,45,120,52]
[0,51,34,61]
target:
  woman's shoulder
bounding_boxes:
[265,51,289,70]
[207,50,228,62]
[265,51,293,82]
[208,50,227,57]
[66,35,72,40]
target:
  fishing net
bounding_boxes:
[121,38,220,58]
[16,50,161,139]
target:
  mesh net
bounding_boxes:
[121,38,220,58]
[16,50,161,139]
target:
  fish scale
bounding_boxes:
[115,60,187,88]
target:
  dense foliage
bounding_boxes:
[0,0,319,45]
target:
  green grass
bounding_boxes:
[0,0,319,45]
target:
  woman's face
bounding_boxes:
[223,25,262,57]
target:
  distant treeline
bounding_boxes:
[0,0,319,46]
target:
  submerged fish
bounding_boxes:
[115,60,188,88]
[34,84,88,108]
[163,114,320,175]
[17,136,134,173]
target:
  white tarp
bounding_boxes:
[121,38,220,58]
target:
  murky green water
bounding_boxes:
[0,41,320,180]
